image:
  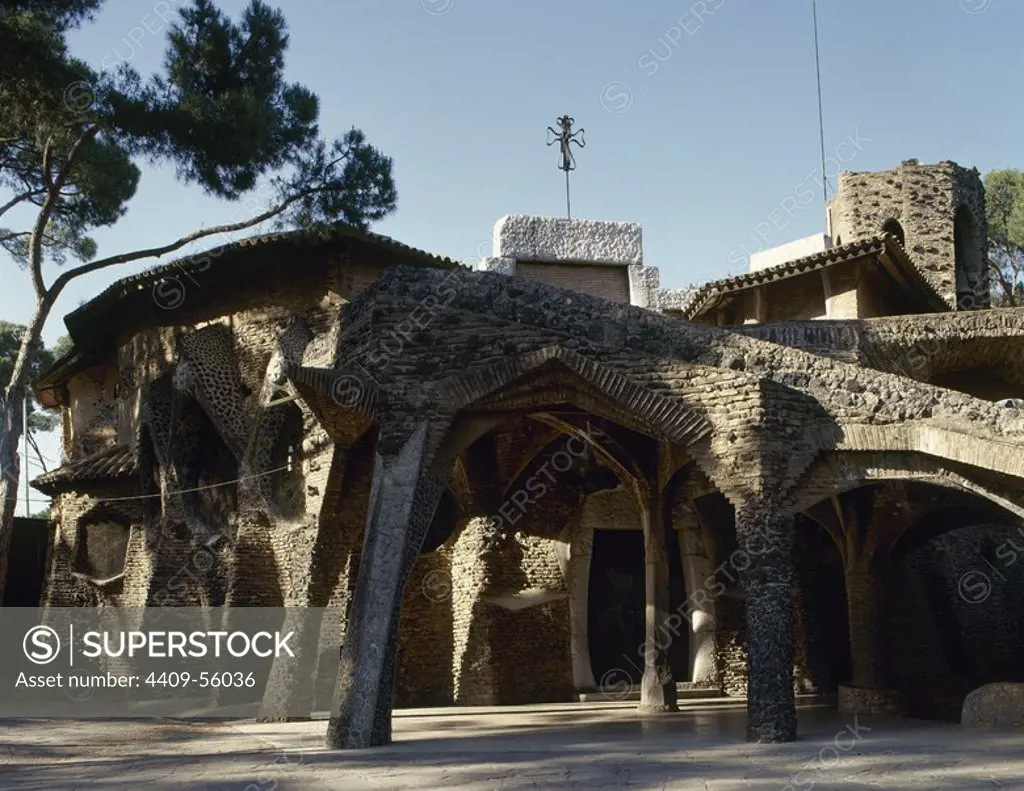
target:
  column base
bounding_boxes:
[639,666,678,713]
[325,718,393,749]
[636,701,680,714]
[837,685,904,716]
[747,721,797,743]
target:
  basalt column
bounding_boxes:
[326,421,446,749]
[737,500,796,742]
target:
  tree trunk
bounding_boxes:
[0,387,26,606]
[1,300,49,606]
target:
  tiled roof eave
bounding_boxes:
[32,444,139,494]
[681,235,946,320]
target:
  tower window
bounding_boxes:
[882,219,906,249]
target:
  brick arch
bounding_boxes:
[437,346,712,447]
[832,423,1024,482]
[431,354,705,702]
[786,450,1024,526]
[894,502,1019,559]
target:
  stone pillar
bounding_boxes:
[839,553,904,716]
[845,557,888,690]
[567,512,597,691]
[639,486,677,713]
[736,501,796,743]
[835,490,904,717]
[675,501,718,686]
[451,517,573,705]
[326,422,438,749]
[450,517,503,705]
[259,607,322,721]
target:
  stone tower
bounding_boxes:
[827,160,988,309]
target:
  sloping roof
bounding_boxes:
[678,234,951,320]
[31,223,467,399]
[32,444,138,495]
[62,224,463,344]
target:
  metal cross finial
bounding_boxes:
[547,115,585,218]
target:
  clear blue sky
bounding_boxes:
[2,0,1022,507]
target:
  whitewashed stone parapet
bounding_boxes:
[628,265,660,309]
[494,215,643,266]
[653,288,696,314]
[479,256,516,275]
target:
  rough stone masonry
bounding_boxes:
[30,158,1024,747]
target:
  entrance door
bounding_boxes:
[588,529,646,684]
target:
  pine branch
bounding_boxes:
[47,186,317,296]
[0,188,46,221]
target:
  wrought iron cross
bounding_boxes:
[547,115,585,218]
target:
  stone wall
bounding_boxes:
[37,202,1024,728]
[44,488,145,608]
[899,524,1024,682]
[764,274,827,323]
[67,363,120,459]
[395,549,455,708]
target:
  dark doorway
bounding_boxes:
[588,529,646,684]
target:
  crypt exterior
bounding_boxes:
[30,158,1024,746]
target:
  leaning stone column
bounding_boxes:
[675,499,718,686]
[326,422,440,749]
[567,511,597,691]
[736,500,796,743]
[639,486,678,713]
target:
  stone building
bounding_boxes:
[31,159,1024,747]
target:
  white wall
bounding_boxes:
[749,233,832,273]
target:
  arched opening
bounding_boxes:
[179,397,238,535]
[791,478,1024,720]
[793,514,850,693]
[269,403,305,518]
[888,495,1024,719]
[432,392,690,705]
[881,218,906,249]
[954,205,984,308]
